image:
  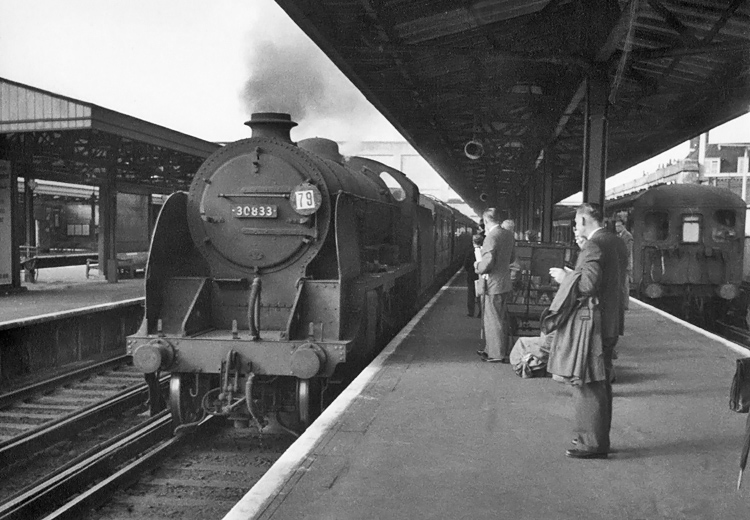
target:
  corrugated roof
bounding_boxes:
[274,0,750,213]
[0,81,91,132]
[0,77,218,157]
[0,77,221,192]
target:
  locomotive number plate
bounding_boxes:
[232,204,278,219]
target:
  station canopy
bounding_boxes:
[275,0,750,210]
[0,77,219,194]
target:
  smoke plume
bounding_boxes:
[243,3,401,142]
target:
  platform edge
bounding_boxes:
[221,271,462,520]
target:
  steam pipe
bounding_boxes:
[248,276,262,340]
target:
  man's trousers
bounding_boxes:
[481,292,510,360]
[571,336,617,453]
[467,273,477,316]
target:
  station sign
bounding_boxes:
[0,160,12,288]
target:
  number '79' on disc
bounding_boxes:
[290,183,322,216]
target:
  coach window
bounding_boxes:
[681,215,701,243]
[715,210,736,228]
[379,172,406,201]
[643,211,669,241]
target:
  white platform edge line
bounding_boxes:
[630,296,749,356]
[0,297,144,330]
[222,271,462,520]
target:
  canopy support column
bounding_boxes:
[581,69,610,208]
[99,167,118,283]
[541,154,554,242]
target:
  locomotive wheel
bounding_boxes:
[296,378,322,429]
[169,374,211,426]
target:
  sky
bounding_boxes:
[0,0,748,196]
[0,0,403,144]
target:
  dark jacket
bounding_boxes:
[464,251,478,281]
[576,229,627,339]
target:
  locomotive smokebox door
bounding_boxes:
[187,139,331,272]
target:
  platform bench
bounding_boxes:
[86,252,148,279]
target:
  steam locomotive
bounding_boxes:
[608,183,745,325]
[127,112,476,431]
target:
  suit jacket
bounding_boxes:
[574,229,627,339]
[618,229,634,273]
[463,251,478,281]
[476,225,515,294]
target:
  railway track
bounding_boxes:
[0,411,174,520]
[0,357,162,467]
[0,357,170,508]
[1,413,292,520]
[0,355,293,520]
[0,357,144,441]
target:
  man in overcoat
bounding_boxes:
[475,208,515,363]
[550,203,627,459]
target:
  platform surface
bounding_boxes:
[0,266,144,323]
[230,275,750,520]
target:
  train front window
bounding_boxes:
[715,210,736,227]
[643,211,669,241]
[681,215,701,243]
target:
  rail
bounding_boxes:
[0,372,170,469]
[0,411,179,520]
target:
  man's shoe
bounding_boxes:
[565,448,608,459]
[476,350,488,358]
[483,357,510,363]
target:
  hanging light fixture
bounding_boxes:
[464,113,484,160]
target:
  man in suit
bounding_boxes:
[615,219,634,311]
[475,208,515,363]
[463,234,482,317]
[550,203,627,459]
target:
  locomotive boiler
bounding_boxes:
[128,112,474,431]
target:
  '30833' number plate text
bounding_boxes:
[232,204,278,219]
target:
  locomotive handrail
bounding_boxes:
[241,227,317,238]
[219,186,297,198]
[219,193,290,198]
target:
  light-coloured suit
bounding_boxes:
[476,225,515,359]
[570,228,627,453]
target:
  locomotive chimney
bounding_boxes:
[244,112,298,142]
